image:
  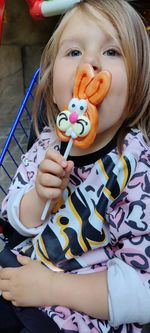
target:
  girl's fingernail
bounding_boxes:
[61,160,67,167]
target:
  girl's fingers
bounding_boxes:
[38,184,62,200]
[17,254,31,266]
[0,273,14,302]
[0,267,13,280]
[0,279,9,291]
[64,160,74,176]
[39,159,65,177]
[39,172,63,188]
[61,160,68,168]
[36,150,74,201]
[45,148,65,164]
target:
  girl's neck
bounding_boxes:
[60,128,120,167]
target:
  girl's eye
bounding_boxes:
[67,49,82,57]
[104,49,121,57]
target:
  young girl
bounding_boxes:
[1,0,150,332]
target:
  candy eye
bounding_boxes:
[68,98,79,112]
[78,99,88,114]
[68,98,87,115]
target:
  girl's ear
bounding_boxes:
[73,64,94,99]
[85,71,112,105]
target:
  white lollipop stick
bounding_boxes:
[41,138,73,221]
[41,97,89,221]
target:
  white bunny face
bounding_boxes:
[56,98,91,139]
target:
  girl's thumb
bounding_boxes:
[17,254,31,265]
[65,160,74,178]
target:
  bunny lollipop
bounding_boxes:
[41,64,112,220]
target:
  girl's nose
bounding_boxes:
[92,65,100,73]
[82,53,101,74]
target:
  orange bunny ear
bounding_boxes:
[73,64,94,99]
[85,71,112,105]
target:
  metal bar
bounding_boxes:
[0,68,39,166]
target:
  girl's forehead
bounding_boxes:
[59,11,119,45]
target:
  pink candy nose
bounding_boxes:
[69,112,78,124]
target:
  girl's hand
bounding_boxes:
[36,148,74,203]
[20,149,74,228]
[0,255,109,319]
[0,254,55,307]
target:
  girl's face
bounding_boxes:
[53,11,128,150]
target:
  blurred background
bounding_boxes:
[0,0,59,152]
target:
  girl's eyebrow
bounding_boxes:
[59,34,121,49]
[59,38,81,48]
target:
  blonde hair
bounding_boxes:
[33,0,150,149]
